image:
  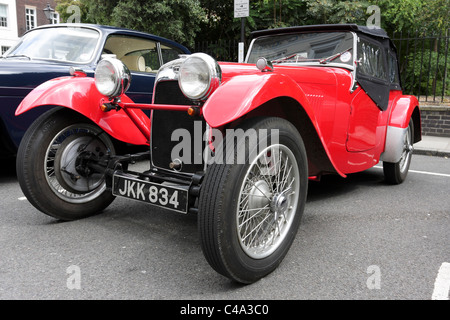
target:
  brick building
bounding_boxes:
[0,0,58,55]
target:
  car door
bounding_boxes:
[346,36,389,152]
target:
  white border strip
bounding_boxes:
[373,166,450,178]
[432,262,450,300]
[408,169,450,178]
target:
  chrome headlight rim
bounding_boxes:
[95,57,131,98]
[178,53,221,101]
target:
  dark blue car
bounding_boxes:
[0,23,190,157]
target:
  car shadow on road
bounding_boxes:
[306,168,386,203]
[0,157,17,183]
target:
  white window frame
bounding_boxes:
[0,4,8,28]
[25,6,36,31]
[51,11,59,24]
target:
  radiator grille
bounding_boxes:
[151,81,206,174]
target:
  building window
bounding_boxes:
[1,46,10,55]
[0,4,8,28]
[25,7,36,31]
[51,12,59,24]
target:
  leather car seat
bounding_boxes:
[121,55,146,72]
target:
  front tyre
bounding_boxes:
[383,118,414,185]
[198,117,308,283]
[17,108,116,220]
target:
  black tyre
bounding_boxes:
[16,108,116,220]
[198,117,308,283]
[383,118,414,185]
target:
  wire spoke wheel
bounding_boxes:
[237,144,300,259]
[198,117,308,284]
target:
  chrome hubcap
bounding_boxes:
[45,124,113,204]
[271,188,291,221]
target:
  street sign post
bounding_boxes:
[238,42,245,64]
[234,0,249,63]
[234,0,249,18]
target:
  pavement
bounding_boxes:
[414,135,450,157]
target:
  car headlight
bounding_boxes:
[95,57,131,98]
[178,53,221,101]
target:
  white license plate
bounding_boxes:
[112,174,188,213]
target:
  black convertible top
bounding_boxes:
[250,24,389,40]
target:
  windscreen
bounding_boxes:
[247,32,354,67]
[5,27,100,63]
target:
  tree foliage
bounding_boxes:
[374,0,449,35]
[197,0,449,42]
[305,0,369,25]
[55,0,449,45]
[56,0,204,48]
[55,0,91,23]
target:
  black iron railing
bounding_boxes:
[391,29,449,103]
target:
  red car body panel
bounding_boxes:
[204,64,319,128]
[388,94,420,128]
[15,76,150,146]
[206,63,415,175]
[204,62,349,176]
[213,62,419,175]
[15,60,420,177]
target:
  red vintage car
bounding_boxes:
[15,24,421,284]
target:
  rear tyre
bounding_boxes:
[17,108,116,220]
[198,117,308,283]
[383,118,414,185]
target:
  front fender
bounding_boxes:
[202,73,346,177]
[16,76,149,145]
[203,73,316,128]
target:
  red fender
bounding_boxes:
[381,94,421,163]
[388,95,420,128]
[202,72,346,177]
[203,73,317,128]
[16,76,149,145]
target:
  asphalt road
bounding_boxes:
[0,154,448,301]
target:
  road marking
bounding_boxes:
[432,262,450,300]
[408,169,450,178]
[18,196,27,201]
[373,166,450,178]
